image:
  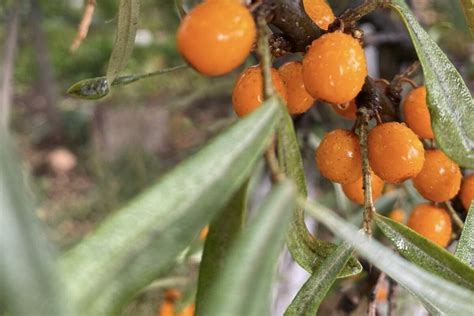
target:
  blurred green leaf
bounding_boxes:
[67,76,110,100]
[303,199,474,315]
[460,0,474,37]
[106,0,140,86]
[195,180,249,315]
[284,241,354,316]
[375,214,474,290]
[455,202,474,266]
[59,97,281,315]
[277,109,361,278]
[390,0,474,169]
[201,180,296,316]
[0,132,71,316]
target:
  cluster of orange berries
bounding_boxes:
[176,0,473,248]
[158,289,195,316]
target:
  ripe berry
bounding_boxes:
[333,100,357,120]
[342,171,384,205]
[403,86,434,139]
[368,122,425,183]
[389,208,406,223]
[302,32,367,105]
[407,204,452,247]
[316,129,362,184]
[177,0,256,76]
[459,174,474,211]
[413,150,461,202]
[199,225,209,240]
[232,65,288,117]
[302,0,335,30]
[278,61,315,114]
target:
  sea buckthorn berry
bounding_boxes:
[407,204,452,247]
[368,122,425,183]
[177,0,256,76]
[278,61,315,114]
[333,100,357,120]
[460,174,474,211]
[403,86,434,139]
[413,150,461,202]
[232,65,288,117]
[342,171,384,205]
[302,32,367,105]
[199,225,209,240]
[177,304,195,316]
[389,208,406,223]
[302,0,335,30]
[316,129,362,184]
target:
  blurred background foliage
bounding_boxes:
[0,0,472,315]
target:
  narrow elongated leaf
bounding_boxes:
[390,0,474,168]
[195,180,249,315]
[0,132,71,316]
[375,214,474,290]
[303,200,474,315]
[59,98,281,315]
[277,109,361,277]
[106,0,140,86]
[461,0,474,37]
[285,242,353,316]
[201,180,296,316]
[455,202,474,266]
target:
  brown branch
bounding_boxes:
[256,15,274,99]
[368,272,386,316]
[70,0,96,52]
[358,107,376,235]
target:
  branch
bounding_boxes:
[70,0,96,52]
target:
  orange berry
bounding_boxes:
[375,282,388,302]
[368,122,425,183]
[232,65,288,117]
[332,100,357,120]
[158,301,175,316]
[199,225,209,240]
[316,129,362,184]
[460,174,474,211]
[407,204,452,247]
[413,150,461,202]
[389,208,406,223]
[278,61,315,114]
[341,171,384,205]
[302,0,335,30]
[177,0,256,76]
[403,86,434,139]
[302,32,367,105]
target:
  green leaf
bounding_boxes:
[277,109,361,278]
[67,77,110,100]
[284,242,353,316]
[455,202,474,266]
[59,97,281,315]
[195,180,249,315]
[106,0,140,86]
[200,180,296,316]
[375,214,474,291]
[0,132,71,316]
[389,0,474,169]
[303,199,474,315]
[460,0,474,37]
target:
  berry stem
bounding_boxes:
[256,15,275,99]
[265,136,285,182]
[357,107,376,235]
[445,201,464,230]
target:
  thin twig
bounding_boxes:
[358,107,376,235]
[387,277,398,316]
[70,0,96,52]
[265,137,285,182]
[445,201,464,230]
[333,0,385,31]
[256,15,274,99]
[368,272,386,316]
